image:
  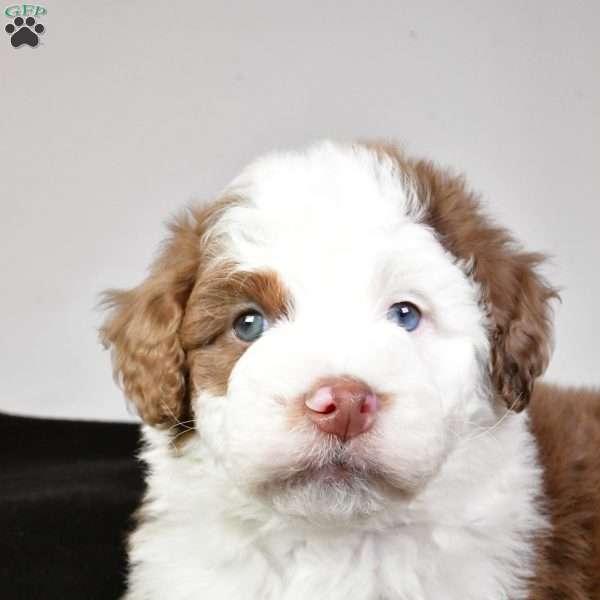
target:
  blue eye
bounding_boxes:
[233,309,268,342]
[387,302,421,332]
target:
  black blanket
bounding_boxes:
[0,412,144,599]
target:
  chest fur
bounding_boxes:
[128,516,539,600]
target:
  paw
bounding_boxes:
[5,16,44,48]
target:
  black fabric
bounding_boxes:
[0,412,144,600]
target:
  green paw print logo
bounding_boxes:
[4,4,46,48]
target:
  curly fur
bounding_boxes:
[101,141,598,599]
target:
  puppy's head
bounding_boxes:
[101,142,556,522]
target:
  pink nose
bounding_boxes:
[304,379,379,440]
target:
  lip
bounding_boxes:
[309,462,353,482]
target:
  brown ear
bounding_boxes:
[100,204,224,426]
[484,250,559,411]
[406,158,558,411]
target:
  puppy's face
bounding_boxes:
[102,143,556,522]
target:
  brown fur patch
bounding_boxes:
[100,199,235,427]
[367,143,558,411]
[528,384,600,598]
[101,191,291,428]
[181,267,291,397]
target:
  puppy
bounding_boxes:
[101,142,600,599]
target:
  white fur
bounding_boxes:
[125,142,547,599]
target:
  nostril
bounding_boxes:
[359,393,378,414]
[305,386,336,414]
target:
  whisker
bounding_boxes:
[171,425,196,446]
[166,418,196,433]
[159,400,196,456]
[454,396,520,446]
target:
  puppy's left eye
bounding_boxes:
[233,309,268,342]
[387,302,421,332]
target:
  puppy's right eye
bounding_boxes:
[387,301,421,332]
[233,309,268,342]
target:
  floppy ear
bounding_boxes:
[485,252,558,411]
[405,156,559,411]
[100,205,219,427]
[474,247,557,411]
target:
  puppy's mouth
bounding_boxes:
[290,457,365,486]
[267,450,405,495]
[308,461,354,482]
[257,451,415,522]
[246,432,430,519]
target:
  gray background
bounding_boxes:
[1,1,598,421]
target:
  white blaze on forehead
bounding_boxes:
[211,140,484,346]
[216,142,415,273]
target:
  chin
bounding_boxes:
[101,141,600,600]
[256,439,435,524]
